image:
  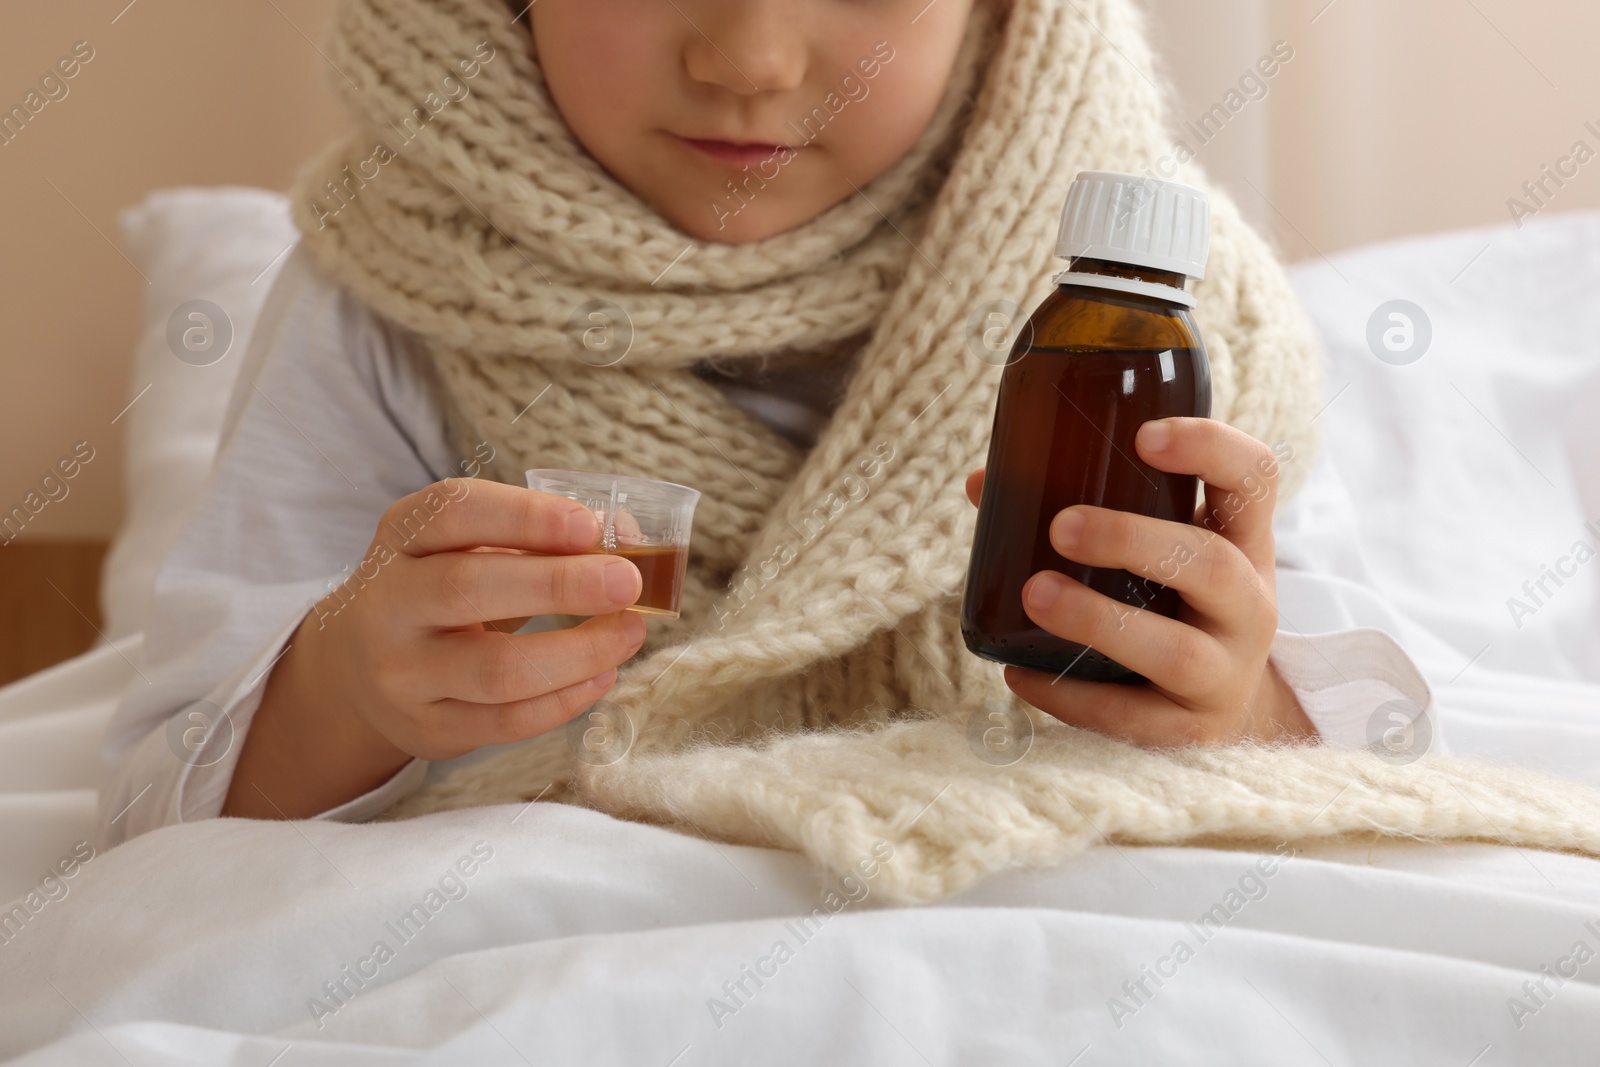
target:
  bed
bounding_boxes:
[1,192,1597,1064]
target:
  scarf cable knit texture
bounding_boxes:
[290,0,1600,903]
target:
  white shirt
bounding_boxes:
[96,249,1437,848]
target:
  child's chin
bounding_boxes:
[671,197,846,247]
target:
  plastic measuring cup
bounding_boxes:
[525,469,701,619]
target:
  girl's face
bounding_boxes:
[529,0,977,245]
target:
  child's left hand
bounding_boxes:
[965,417,1317,748]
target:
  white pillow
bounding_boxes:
[103,188,299,641]
[1288,210,1600,682]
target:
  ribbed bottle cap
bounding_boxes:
[1056,171,1210,280]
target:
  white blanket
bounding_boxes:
[4,794,1599,1064]
[3,209,1600,1063]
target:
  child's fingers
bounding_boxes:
[404,549,641,627]
[423,667,619,751]
[965,468,985,507]
[383,480,600,558]
[1135,418,1280,572]
[415,612,645,705]
[1019,571,1232,696]
[1003,666,1233,747]
[1044,506,1271,636]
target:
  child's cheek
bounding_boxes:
[823,64,936,181]
[814,9,963,174]
[533,2,674,147]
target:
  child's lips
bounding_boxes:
[677,136,791,167]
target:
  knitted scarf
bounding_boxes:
[290,0,1600,903]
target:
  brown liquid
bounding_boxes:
[483,543,688,632]
[962,342,1210,683]
[598,544,689,618]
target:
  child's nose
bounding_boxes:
[684,4,807,95]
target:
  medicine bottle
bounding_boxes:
[962,171,1212,684]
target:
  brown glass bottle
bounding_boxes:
[962,259,1212,684]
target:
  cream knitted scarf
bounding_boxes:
[291,0,1600,903]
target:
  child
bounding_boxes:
[98,0,1428,861]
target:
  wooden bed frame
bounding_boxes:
[0,540,108,687]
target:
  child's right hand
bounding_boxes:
[221,479,646,820]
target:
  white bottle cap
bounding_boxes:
[1056,171,1211,280]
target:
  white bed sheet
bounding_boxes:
[3,208,1600,1063]
[3,796,1598,1065]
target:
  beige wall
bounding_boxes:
[0,0,344,542]
[3,0,1599,542]
[1143,0,1600,256]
